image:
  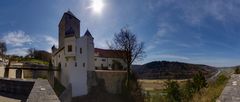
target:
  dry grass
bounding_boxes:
[139,79,187,91]
[191,74,229,102]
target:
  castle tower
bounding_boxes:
[53,11,95,97]
[58,11,80,48]
[83,30,94,71]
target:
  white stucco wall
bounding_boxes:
[52,34,95,97]
[94,57,126,70]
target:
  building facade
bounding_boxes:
[94,48,126,70]
[52,11,126,97]
[52,11,94,97]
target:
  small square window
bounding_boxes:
[102,59,106,61]
[94,59,97,61]
[68,45,72,52]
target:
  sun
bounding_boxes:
[90,0,104,14]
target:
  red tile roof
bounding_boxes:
[95,48,126,58]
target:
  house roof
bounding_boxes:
[53,47,64,56]
[94,48,126,58]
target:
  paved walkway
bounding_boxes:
[218,74,240,102]
[0,96,21,102]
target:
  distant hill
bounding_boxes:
[132,61,217,79]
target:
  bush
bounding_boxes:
[235,67,240,74]
[121,73,144,102]
[216,74,228,85]
[193,71,207,92]
[164,80,181,102]
[182,80,195,101]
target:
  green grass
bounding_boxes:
[20,58,49,65]
[144,90,166,102]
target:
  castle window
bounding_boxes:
[75,62,77,67]
[68,45,72,52]
[83,63,85,67]
[65,63,67,67]
[94,59,97,61]
[80,48,82,54]
[102,59,106,62]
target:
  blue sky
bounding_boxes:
[0,0,240,67]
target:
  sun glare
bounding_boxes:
[90,0,104,14]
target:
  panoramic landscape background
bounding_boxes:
[1,0,240,67]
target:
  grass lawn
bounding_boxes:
[20,58,49,65]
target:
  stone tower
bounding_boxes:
[58,11,80,48]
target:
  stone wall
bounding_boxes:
[59,83,72,102]
[0,78,60,102]
[93,70,127,94]
[0,78,34,101]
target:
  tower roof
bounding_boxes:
[65,10,76,18]
[84,29,93,38]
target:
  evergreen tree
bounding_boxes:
[182,80,195,101]
[164,80,181,102]
[193,71,207,92]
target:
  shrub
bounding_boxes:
[193,71,207,92]
[121,73,144,102]
[234,67,240,74]
[216,74,228,85]
[182,79,195,101]
[164,80,181,102]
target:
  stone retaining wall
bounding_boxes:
[0,78,60,102]
[0,78,34,101]
[94,70,127,94]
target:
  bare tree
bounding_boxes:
[109,27,145,82]
[0,41,7,61]
[27,48,35,58]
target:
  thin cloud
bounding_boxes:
[160,54,190,60]
[7,47,28,56]
[178,0,240,25]
[45,35,58,47]
[44,35,58,52]
[2,30,32,47]
[156,23,174,37]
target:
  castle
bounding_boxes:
[51,11,126,97]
